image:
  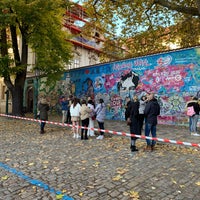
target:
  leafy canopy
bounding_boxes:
[80,0,200,57]
[0,0,72,82]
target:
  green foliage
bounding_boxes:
[0,0,72,82]
[82,0,200,58]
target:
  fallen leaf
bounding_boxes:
[79,192,83,197]
[195,181,200,186]
[179,185,185,188]
[116,168,128,175]
[28,163,34,166]
[112,175,123,181]
[56,194,64,199]
[129,190,140,199]
[1,175,9,180]
[171,178,177,184]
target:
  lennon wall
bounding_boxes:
[42,46,200,126]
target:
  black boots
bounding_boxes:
[81,132,88,140]
[130,145,138,152]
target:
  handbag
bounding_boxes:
[186,106,195,116]
[92,114,96,120]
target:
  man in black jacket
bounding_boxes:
[144,93,160,151]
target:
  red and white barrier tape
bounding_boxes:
[0,113,200,148]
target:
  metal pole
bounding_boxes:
[5,90,9,115]
[34,78,38,119]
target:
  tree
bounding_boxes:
[0,0,72,116]
[82,0,200,57]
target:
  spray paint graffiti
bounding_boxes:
[37,47,200,125]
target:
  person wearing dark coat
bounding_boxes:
[144,93,160,151]
[126,95,140,152]
[38,98,50,134]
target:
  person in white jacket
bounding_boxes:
[70,97,81,138]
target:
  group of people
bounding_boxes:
[125,93,160,152]
[37,95,106,139]
[36,92,199,152]
[69,97,106,140]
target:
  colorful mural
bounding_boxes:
[53,46,200,125]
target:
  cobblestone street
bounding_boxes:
[0,115,200,200]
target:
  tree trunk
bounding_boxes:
[11,85,25,116]
[3,26,28,116]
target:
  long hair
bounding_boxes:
[73,97,78,108]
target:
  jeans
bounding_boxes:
[41,122,46,131]
[191,115,199,133]
[62,110,67,123]
[145,123,157,146]
[98,121,104,135]
[189,116,192,132]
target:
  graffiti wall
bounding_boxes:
[60,47,200,125]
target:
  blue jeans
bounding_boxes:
[189,116,192,132]
[145,123,157,146]
[40,122,46,131]
[191,115,199,133]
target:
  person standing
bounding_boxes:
[124,96,131,121]
[70,97,81,138]
[66,95,73,124]
[38,97,50,134]
[95,98,106,140]
[87,99,95,136]
[126,95,140,152]
[144,93,160,151]
[186,96,200,136]
[138,95,147,134]
[80,99,92,140]
[61,96,69,124]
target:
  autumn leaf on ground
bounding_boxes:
[116,168,128,175]
[93,162,100,167]
[56,194,64,199]
[28,162,34,166]
[179,185,185,188]
[169,168,176,171]
[112,174,123,181]
[79,192,83,197]
[195,181,200,186]
[171,178,177,184]
[1,175,9,180]
[129,190,140,199]
[53,167,60,171]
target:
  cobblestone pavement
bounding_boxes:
[0,114,200,200]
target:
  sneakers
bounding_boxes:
[73,133,80,138]
[96,135,104,140]
[191,132,200,136]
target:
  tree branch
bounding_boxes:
[195,0,200,15]
[154,0,200,16]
